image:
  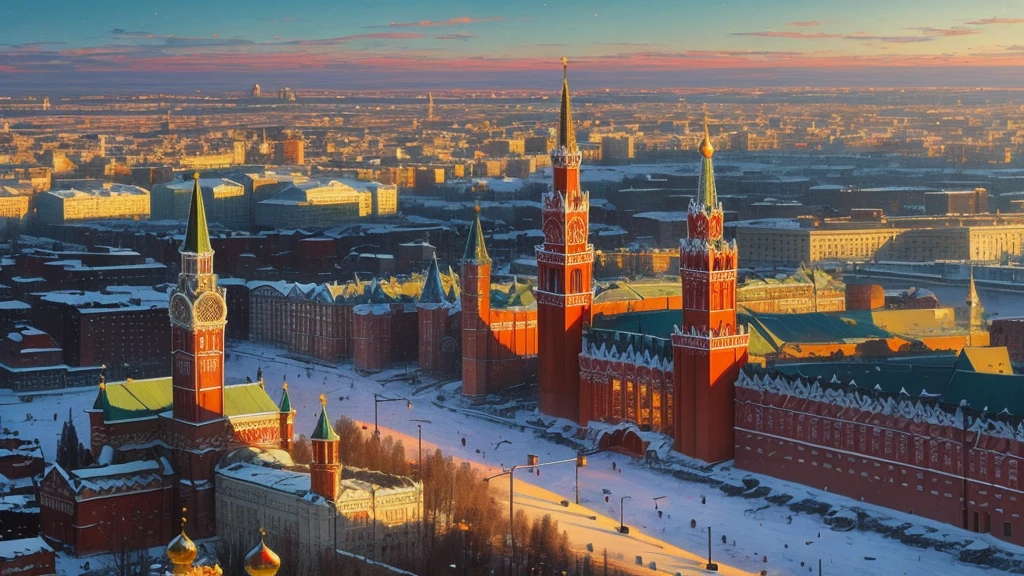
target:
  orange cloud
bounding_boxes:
[966,17,1024,25]
[909,27,980,36]
[732,31,841,39]
[386,16,502,28]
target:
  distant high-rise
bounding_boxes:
[427,92,435,122]
[275,139,304,165]
[42,96,50,111]
[278,87,295,102]
[252,83,261,98]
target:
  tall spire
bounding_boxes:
[558,56,577,152]
[181,172,213,254]
[967,266,981,308]
[419,255,446,304]
[463,204,491,264]
[696,108,718,210]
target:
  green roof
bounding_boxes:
[224,383,280,417]
[462,209,490,264]
[591,309,679,339]
[311,405,339,441]
[181,176,213,254]
[92,378,279,422]
[94,377,174,422]
[278,386,292,413]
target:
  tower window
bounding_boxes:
[570,269,582,293]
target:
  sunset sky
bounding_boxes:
[3,0,1024,91]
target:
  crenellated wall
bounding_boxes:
[734,369,1024,547]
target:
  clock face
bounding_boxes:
[567,217,587,245]
[708,216,722,238]
[171,296,191,326]
[543,214,564,245]
[693,216,707,236]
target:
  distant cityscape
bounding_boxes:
[6,74,1024,576]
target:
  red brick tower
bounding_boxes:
[418,256,452,373]
[278,381,295,452]
[309,394,341,501]
[167,173,229,536]
[461,205,491,395]
[537,58,594,424]
[170,173,227,423]
[672,115,749,463]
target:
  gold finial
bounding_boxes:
[699,106,714,159]
[99,381,106,392]
[319,393,326,407]
[562,56,568,77]
[474,202,481,214]
[259,527,266,539]
[282,382,288,391]
[193,171,200,181]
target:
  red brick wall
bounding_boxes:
[991,318,1024,363]
[734,385,1024,547]
[0,549,56,576]
[353,307,393,372]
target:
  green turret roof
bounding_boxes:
[419,256,446,304]
[558,57,577,152]
[278,383,292,413]
[181,173,213,254]
[462,205,491,264]
[311,397,339,441]
[696,116,718,210]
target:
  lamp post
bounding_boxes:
[619,496,632,534]
[410,419,431,479]
[373,393,412,436]
[706,526,719,571]
[485,453,587,570]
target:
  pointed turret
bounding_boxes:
[278,382,292,414]
[310,394,341,500]
[310,394,338,441]
[967,266,981,308]
[419,256,446,304]
[696,112,718,210]
[558,56,577,154]
[463,204,491,264]
[181,172,213,254]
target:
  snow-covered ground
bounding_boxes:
[6,340,1021,574]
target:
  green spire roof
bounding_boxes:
[181,173,213,254]
[278,383,292,413]
[558,57,577,152]
[419,256,446,304]
[463,205,491,264]
[311,396,339,441]
[696,114,718,210]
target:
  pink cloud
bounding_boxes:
[909,27,980,36]
[787,21,822,28]
[387,16,502,28]
[966,17,1024,25]
[732,31,841,39]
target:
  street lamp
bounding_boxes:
[484,453,596,569]
[619,496,631,534]
[410,418,431,479]
[706,526,719,571]
[373,393,412,436]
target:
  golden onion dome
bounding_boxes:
[699,130,714,158]
[244,530,281,576]
[166,529,198,571]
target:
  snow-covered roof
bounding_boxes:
[0,537,53,560]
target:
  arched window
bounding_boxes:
[570,269,583,293]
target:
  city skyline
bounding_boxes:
[3,0,1024,92]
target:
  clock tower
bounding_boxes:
[170,173,227,424]
[537,59,594,424]
[673,115,749,463]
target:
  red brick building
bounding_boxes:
[39,176,290,556]
[31,288,170,381]
[0,537,56,576]
[734,347,1024,547]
